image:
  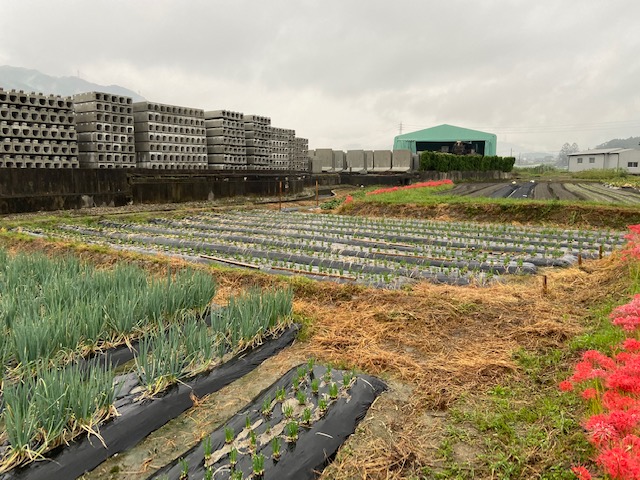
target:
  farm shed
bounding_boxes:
[568,148,640,174]
[393,124,497,156]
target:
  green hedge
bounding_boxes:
[420,151,516,173]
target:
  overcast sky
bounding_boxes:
[2,0,640,155]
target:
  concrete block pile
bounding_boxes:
[205,109,246,170]
[72,92,135,168]
[133,101,207,169]
[0,88,78,168]
[270,127,295,170]
[292,137,309,171]
[244,114,272,170]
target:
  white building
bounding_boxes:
[568,148,640,174]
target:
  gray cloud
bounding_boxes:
[2,0,640,152]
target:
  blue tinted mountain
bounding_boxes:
[0,65,145,101]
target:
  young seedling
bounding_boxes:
[329,382,339,399]
[229,447,238,467]
[310,378,319,395]
[323,365,332,383]
[252,453,265,477]
[245,415,251,430]
[203,436,212,462]
[249,429,257,451]
[301,407,312,425]
[292,376,300,391]
[224,426,234,444]
[179,458,189,480]
[307,357,315,370]
[230,470,242,480]
[275,386,286,402]
[297,366,307,379]
[261,396,272,417]
[271,436,282,460]
[204,467,213,480]
[296,390,306,406]
[318,397,328,414]
[282,404,294,419]
[285,421,299,443]
[342,372,353,388]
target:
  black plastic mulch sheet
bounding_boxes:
[149,365,387,480]
[2,326,299,480]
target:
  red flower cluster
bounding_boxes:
[366,179,453,196]
[344,195,353,204]
[561,225,640,479]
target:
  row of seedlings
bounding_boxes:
[150,360,386,480]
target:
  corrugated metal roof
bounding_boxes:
[569,148,634,155]
[394,124,496,141]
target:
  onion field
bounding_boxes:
[29,210,627,287]
[0,248,294,476]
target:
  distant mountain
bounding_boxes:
[596,136,640,150]
[0,65,145,101]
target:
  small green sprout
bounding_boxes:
[249,429,257,451]
[203,436,212,461]
[307,357,315,370]
[301,407,312,425]
[230,470,242,480]
[245,415,251,430]
[229,447,238,466]
[296,390,306,405]
[292,376,300,391]
[271,436,282,460]
[204,468,213,480]
[310,378,319,395]
[275,386,286,402]
[283,404,294,419]
[323,365,332,383]
[297,366,307,378]
[224,426,234,444]
[285,421,299,442]
[262,396,272,417]
[318,397,328,413]
[252,453,265,477]
[329,382,339,399]
[178,458,188,480]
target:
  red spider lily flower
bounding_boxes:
[586,410,640,445]
[581,388,598,400]
[571,465,592,480]
[583,350,617,371]
[622,339,640,352]
[560,380,574,392]
[344,195,353,204]
[596,445,640,480]
[602,391,638,411]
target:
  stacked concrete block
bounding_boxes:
[204,109,246,171]
[316,148,334,172]
[133,101,207,170]
[346,150,366,173]
[244,114,272,170]
[292,137,309,171]
[0,88,78,168]
[365,150,374,172]
[71,92,134,168]
[332,150,345,172]
[270,127,295,170]
[372,150,392,172]
[391,149,412,172]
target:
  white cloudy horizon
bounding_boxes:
[2,0,640,155]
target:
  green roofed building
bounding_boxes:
[393,124,497,156]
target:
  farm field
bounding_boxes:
[0,191,638,479]
[24,210,626,288]
[444,181,640,203]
